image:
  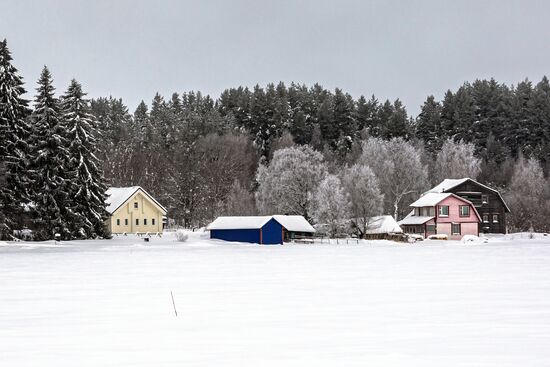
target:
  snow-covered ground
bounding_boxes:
[1,232,550,366]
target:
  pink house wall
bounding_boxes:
[436,196,479,223]
[435,195,479,239]
[436,222,479,240]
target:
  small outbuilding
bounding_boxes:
[206,215,315,245]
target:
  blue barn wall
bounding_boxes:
[261,218,283,245]
[210,228,260,244]
[210,218,285,245]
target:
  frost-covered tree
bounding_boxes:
[0,39,32,239]
[256,145,327,220]
[312,174,350,237]
[359,137,428,219]
[221,180,257,217]
[341,164,384,238]
[60,79,109,238]
[433,139,481,184]
[28,66,71,240]
[506,156,548,232]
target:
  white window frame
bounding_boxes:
[438,205,449,217]
[492,214,499,223]
[483,214,489,223]
[482,195,488,204]
[459,205,470,217]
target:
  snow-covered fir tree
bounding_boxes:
[60,79,109,238]
[28,66,72,240]
[0,39,32,239]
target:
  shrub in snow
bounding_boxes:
[175,230,189,242]
[427,234,448,240]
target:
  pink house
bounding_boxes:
[398,193,481,240]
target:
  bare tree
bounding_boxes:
[341,164,384,238]
[256,145,327,220]
[359,137,427,219]
[506,155,548,232]
[311,174,350,236]
[433,139,481,184]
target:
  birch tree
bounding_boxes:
[359,137,427,219]
[341,164,384,237]
[312,174,350,237]
[433,138,481,184]
[256,145,327,220]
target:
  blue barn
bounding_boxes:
[206,215,315,245]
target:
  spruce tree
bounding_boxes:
[0,39,32,239]
[28,66,71,240]
[60,79,109,238]
[416,96,442,154]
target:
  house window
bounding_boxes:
[136,219,139,225]
[459,205,470,217]
[144,218,148,225]
[428,207,435,217]
[426,224,436,233]
[125,218,128,225]
[452,223,461,235]
[152,218,156,225]
[438,206,449,217]
[492,214,499,223]
[482,195,488,205]
[134,202,138,209]
[116,219,120,226]
[483,214,489,223]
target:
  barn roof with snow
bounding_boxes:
[207,215,315,245]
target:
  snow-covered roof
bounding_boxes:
[398,211,434,226]
[206,216,272,230]
[409,193,453,207]
[365,215,403,234]
[273,215,316,233]
[427,178,511,212]
[105,186,167,215]
[427,178,470,193]
[206,215,316,233]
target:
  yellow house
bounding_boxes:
[105,186,167,234]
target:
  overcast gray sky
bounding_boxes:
[2,0,549,115]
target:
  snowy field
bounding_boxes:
[1,232,550,367]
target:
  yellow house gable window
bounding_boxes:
[116,219,120,225]
[125,218,128,225]
[134,202,138,209]
[144,219,148,225]
[152,218,156,225]
[136,219,139,225]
